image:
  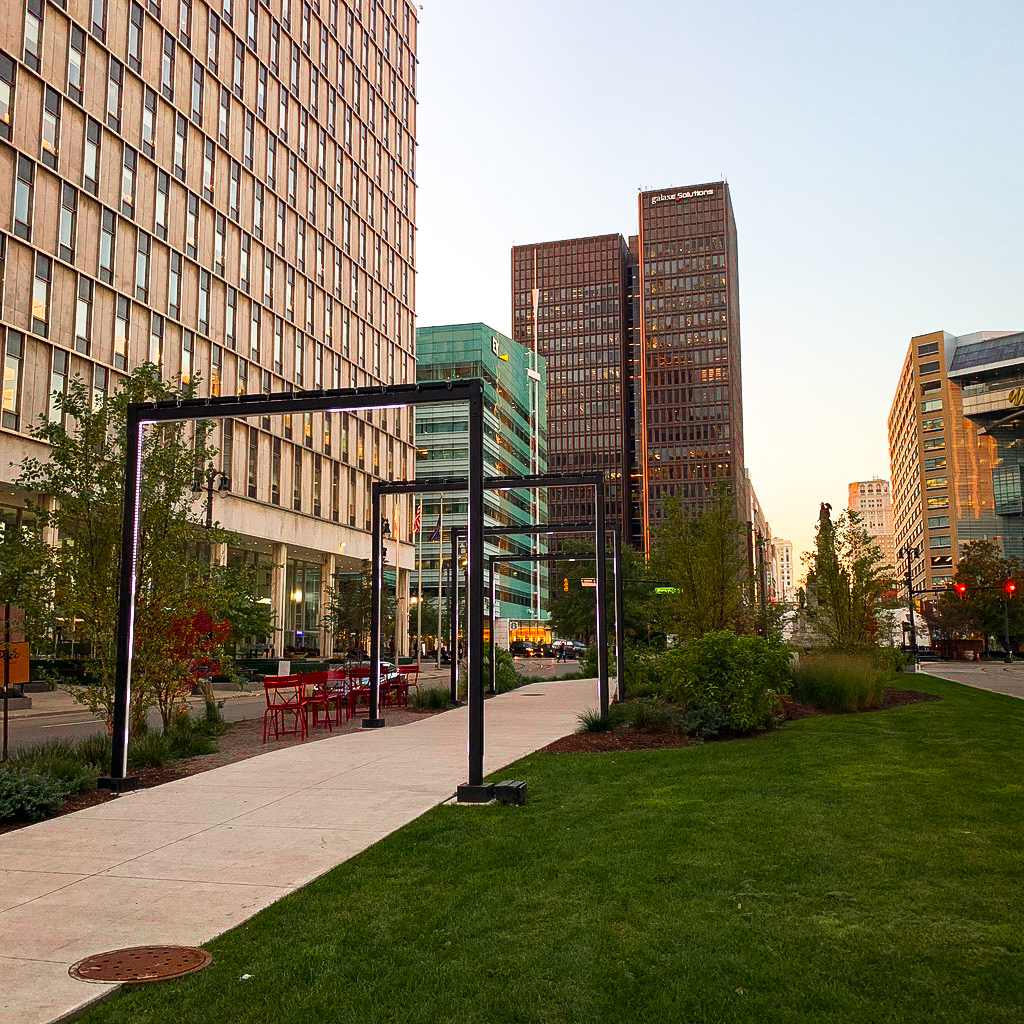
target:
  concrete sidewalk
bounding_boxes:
[916,658,1024,700]
[0,677,598,1024]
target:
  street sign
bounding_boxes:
[581,579,596,588]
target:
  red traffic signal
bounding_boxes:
[954,582,968,599]
[1006,581,1017,597]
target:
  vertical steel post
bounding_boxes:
[613,525,625,703]
[102,407,144,789]
[595,476,609,716]
[2,603,10,762]
[449,529,458,703]
[364,482,385,727]
[458,388,491,801]
[489,557,496,695]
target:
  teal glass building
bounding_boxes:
[414,323,548,640]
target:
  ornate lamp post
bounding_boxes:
[192,462,230,529]
[897,545,920,661]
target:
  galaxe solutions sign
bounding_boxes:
[651,188,716,205]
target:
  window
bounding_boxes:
[181,329,193,382]
[918,341,939,357]
[75,276,93,353]
[267,134,276,187]
[174,114,187,180]
[929,535,951,549]
[135,231,150,301]
[24,0,43,72]
[58,184,77,262]
[257,64,267,119]
[271,436,281,504]
[924,457,946,471]
[253,182,264,240]
[243,111,254,168]
[211,343,222,395]
[263,250,273,302]
[214,212,225,273]
[312,455,321,516]
[928,514,950,529]
[218,85,230,144]
[91,364,108,410]
[67,27,85,104]
[106,56,123,131]
[83,118,100,195]
[121,144,136,216]
[114,296,129,370]
[247,425,258,497]
[48,348,68,424]
[128,4,144,71]
[923,436,945,451]
[247,0,258,47]
[168,251,181,317]
[185,192,199,257]
[142,87,157,158]
[178,0,191,45]
[229,160,240,219]
[233,38,245,96]
[273,316,282,371]
[155,170,169,239]
[927,496,949,510]
[98,207,115,283]
[250,303,260,359]
[203,138,215,199]
[13,155,34,240]
[41,87,60,169]
[926,476,948,490]
[292,446,302,510]
[32,254,50,336]
[921,417,943,432]
[161,32,175,100]
[921,399,942,412]
[207,11,219,71]
[149,311,163,364]
[199,269,210,333]
[91,0,106,41]
[191,58,203,122]
[2,329,23,428]
[225,286,236,348]
[919,360,940,376]
[240,234,250,291]
[294,332,303,386]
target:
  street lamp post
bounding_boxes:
[192,462,230,567]
[898,544,920,662]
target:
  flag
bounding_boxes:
[414,503,422,533]
[392,498,400,537]
[428,514,441,542]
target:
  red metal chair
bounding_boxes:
[262,676,305,742]
[397,664,420,697]
[325,667,349,724]
[298,672,333,734]
[346,665,373,718]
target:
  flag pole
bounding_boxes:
[437,497,443,669]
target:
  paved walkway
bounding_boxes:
[0,677,598,1024]
[917,658,1024,700]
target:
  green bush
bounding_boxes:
[662,631,791,732]
[76,732,113,772]
[410,686,453,710]
[576,707,612,733]
[12,739,96,795]
[611,698,674,732]
[791,653,887,712]
[127,731,174,770]
[166,712,217,759]
[493,647,525,693]
[0,766,68,821]
[678,704,730,739]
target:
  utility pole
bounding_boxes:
[898,545,920,662]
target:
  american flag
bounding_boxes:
[414,503,422,534]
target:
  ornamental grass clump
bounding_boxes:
[791,653,887,712]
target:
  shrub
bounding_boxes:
[166,712,217,759]
[678,704,730,739]
[791,653,887,712]
[576,707,613,733]
[127,731,174,770]
[493,647,525,693]
[410,686,453,710]
[612,698,674,732]
[12,739,96,795]
[0,766,68,821]
[76,732,113,772]
[661,631,791,732]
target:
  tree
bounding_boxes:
[649,488,750,641]
[0,517,53,644]
[802,508,893,650]
[324,560,395,655]
[15,365,246,731]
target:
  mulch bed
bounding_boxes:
[541,687,943,754]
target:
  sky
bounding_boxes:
[412,0,1024,568]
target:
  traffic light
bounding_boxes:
[1006,581,1017,598]
[563,577,569,592]
[955,582,968,600]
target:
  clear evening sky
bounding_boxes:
[413,0,1024,572]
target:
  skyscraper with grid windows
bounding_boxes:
[0,0,420,654]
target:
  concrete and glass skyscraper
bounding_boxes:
[0,0,420,654]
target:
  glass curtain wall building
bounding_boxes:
[0,0,420,655]
[415,323,547,639]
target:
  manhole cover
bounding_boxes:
[70,945,212,985]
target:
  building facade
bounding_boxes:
[414,323,547,638]
[511,181,748,556]
[771,538,795,604]
[848,477,895,570]
[510,234,635,547]
[888,330,1023,594]
[0,0,420,654]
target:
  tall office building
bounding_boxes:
[0,0,420,654]
[772,538,795,603]
[848,477,895,569]
[511,182,747,555]
[510,234,634,545]
[634,183,745,547]
[888,330,1024,594]
[414,323,547,638]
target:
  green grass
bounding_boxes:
[75,674,1023,1023]
[791,652,891,711]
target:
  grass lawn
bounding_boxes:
[78,674,1023,1023]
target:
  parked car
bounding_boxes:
[509,640,536,657]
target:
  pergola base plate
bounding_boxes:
[97,776,139,792]
[361,717,386,728]
[456,783,495,804]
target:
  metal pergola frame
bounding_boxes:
[373,473,608,798]
[102,380,489,801]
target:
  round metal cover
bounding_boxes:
[70,945,212,985]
